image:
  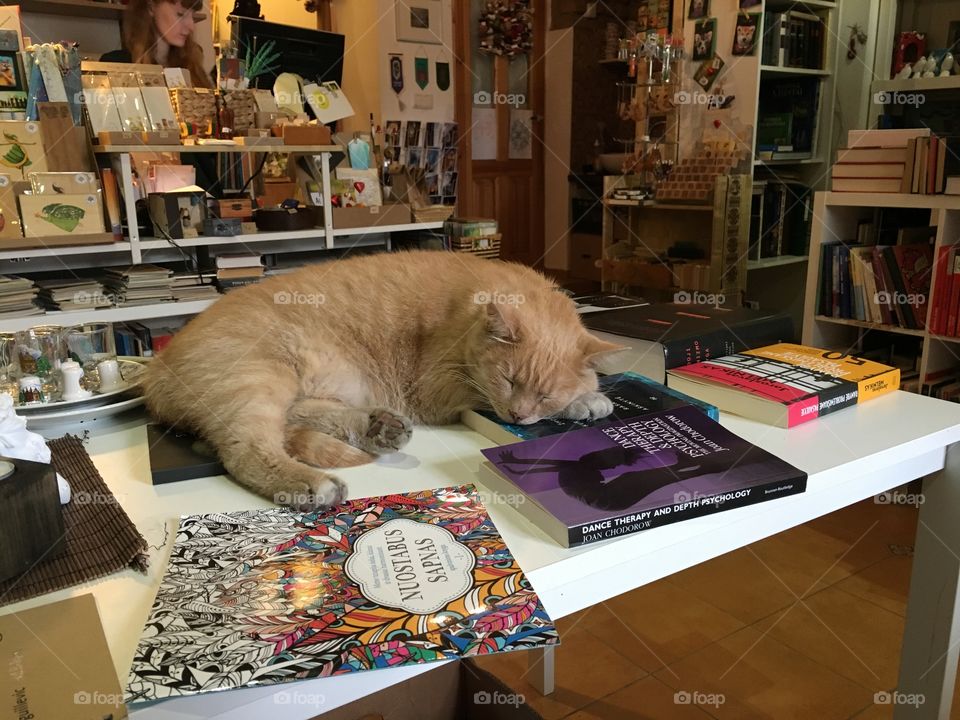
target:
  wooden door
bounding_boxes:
[453,0,545,267]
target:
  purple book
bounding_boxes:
[481,405,806,547]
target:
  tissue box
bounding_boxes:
[0,456,65,582]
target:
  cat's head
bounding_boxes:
[472,292,625,425]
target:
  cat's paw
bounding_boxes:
[275,473,347,511]
[360,409,413,455]
[560,392,614,421]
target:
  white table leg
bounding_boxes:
[896,442,960,719]
[527,646,556,696]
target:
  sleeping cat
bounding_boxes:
[142,251,625,510]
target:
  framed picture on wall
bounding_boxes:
[396,0,443,45]
[693,18,717,61]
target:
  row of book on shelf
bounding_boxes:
[832,128,960,195]
[817,239,933,330]
[760,9,826,70]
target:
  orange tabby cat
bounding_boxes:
[142,251,624,509]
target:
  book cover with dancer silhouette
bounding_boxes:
[463,372,718,445]
[481,405,806,547]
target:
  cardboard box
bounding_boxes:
[19,193,106,238]
[326,202,411,230]
[0,595,128,720]
[569,233,602,281]
[280,123,332,146]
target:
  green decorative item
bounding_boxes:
[415,56,429,89]
[243,40,281,83]
[38,203,85,233]
[0,133,32,172]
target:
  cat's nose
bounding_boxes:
[509,411,521,423]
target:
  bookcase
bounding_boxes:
[802,192,960,391]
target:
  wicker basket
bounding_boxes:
[224,90,256,133]
[169,88,216,127]
[412,204,456,223]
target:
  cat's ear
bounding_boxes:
[485,302,519,343]
[580,333,628,368]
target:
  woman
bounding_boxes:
[101,0,212,89]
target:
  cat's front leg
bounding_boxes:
[559,392,614,421]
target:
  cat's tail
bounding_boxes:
[141,353,346,511]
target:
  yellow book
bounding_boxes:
[667,343,900,427]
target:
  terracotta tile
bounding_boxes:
[753,586,904,690]
[566,676,716,720]
[669,547,798,624]
[653,626,874,720]
[579,580,744,672]
[469,625,646,719]
[835,556,912,617]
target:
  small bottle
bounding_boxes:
[216,94,234,140]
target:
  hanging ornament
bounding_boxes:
[389,54,404,93]
[436,60,450,91]
[477,0,534,59]
[415,56,429,89]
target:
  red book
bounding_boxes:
[931,246,951,335]
[891,244,934,328]
[871,248,893,326]
[948,249,960,335]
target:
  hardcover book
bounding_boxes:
[480,404,806,548]
[666,343,900,428]
[126,486,557,703]
[582,302,794,381]
[463,371,719,445]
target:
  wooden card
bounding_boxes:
[0,120,46,180]
[19,193,105,237]
[0,173,21,239]
[28,171,100,195]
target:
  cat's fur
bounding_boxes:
[142,251,624,509]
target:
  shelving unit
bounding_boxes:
[17,0,206,20]
[0,145,444,333]
[802,192,960,387]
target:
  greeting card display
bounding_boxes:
[19,194,104,237]
[126,486,557,702]
[0,121,47,180]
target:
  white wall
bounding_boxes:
[376,0,455,127]
[543,28,573,271]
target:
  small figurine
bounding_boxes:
[941,53,955,77]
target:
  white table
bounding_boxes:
[4,391,960,720]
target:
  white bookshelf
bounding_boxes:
[0,146,445,329]
[802,192,960,385]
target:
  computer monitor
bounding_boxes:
[230,16,345,91]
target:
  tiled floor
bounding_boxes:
[469,497,959,719]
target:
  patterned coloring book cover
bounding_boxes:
[126,485,557,702]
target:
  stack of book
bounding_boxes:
[761,9,826,69]
[35,278,112,311]
[171,273,219,302]
[666,343,900,428]
[0,276,41,318]
[215,253,264,292]
[442,217,500,258]
[817,241,933,329]
[472,373,807,548]
[832,128,956,194]
[103,265,174,306]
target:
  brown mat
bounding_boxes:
[0,435,148,607]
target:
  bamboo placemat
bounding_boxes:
[0,435,148,607]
